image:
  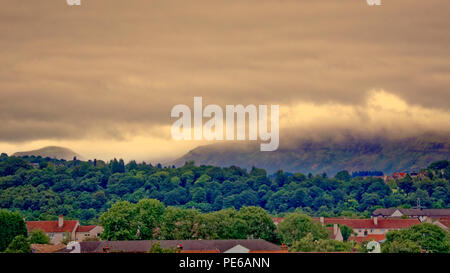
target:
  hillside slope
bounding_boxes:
[173,134,450,175]
[13,146,82,161]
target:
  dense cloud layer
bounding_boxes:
[0,0,449,160]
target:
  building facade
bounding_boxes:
[26,215,103,244]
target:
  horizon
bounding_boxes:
[1,0,450,161]
[4,130,448,174]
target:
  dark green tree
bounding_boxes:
[99,201,138,240]
[4,235,31,253]
[382,223,450,253]
[29,229,51,244]
[0,210,28,252]
[277,213,329,245]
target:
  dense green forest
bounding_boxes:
[0,153,449,224]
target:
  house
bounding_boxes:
[392,172,407,180]
[425,217,450,231]
[56,239,286,253]
[272,217,343,241]
[326,225,344,242]
[76,225,104,241]
[314,217,420,243]
[26,215,103,244]
[434,218,450,231]
[372,208,450,222]
[348,234,387,244]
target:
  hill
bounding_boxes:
[12,146,82,161]
[173,134,450,175]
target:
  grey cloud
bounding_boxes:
[0,0,449,143]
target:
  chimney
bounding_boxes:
[320,217,324,226]
[281,243,288,252]
[176,243,183,252]
[373,216,378,226]
[333,224,338,235]
[58,214,64,228]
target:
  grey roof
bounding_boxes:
[372,208,450,217]
[57,239,282,253]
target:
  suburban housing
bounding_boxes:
[26,215,103,244]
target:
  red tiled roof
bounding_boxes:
[438,218,450,229]
[31,244,66,253]
[349,234,386,244]
[314,217,420,229]
[77,225,97,232]
[26,220,78,233]
[348,236,365,244]
[393,172,406,178]
[366,234,386,241]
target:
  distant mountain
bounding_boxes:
[13,146,82,161]
[173,134,450,175]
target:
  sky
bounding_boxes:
[0,0,449,162]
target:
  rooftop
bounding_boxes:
[372,208,450,217]
[31,244,66,253]
[57,239,283,253]
[26,220,78,233]
[314,217,420,229]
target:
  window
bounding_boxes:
[85,233,90,236]
[49,233,54,238]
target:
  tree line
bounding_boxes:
[0,153,449,224]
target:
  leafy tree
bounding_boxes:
[0,157,31,176]
[99,201,138,240]
[4,235,31,253]
[382,240,421,253]
[398,179,416,194]
[238,206,277,242]
[0,209,28,252]
[29,229,50,244]
[161,207,198,240]
[382,223,450,253]
[277,213,329,245]
[339,225,353,242]
[335,170,351,182]
[290,233,353,252]
[135,199,165,239]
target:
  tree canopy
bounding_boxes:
[99,199,277,242]
[382,223,450,253]
[0,209,28,252]
[0,154,448,225]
